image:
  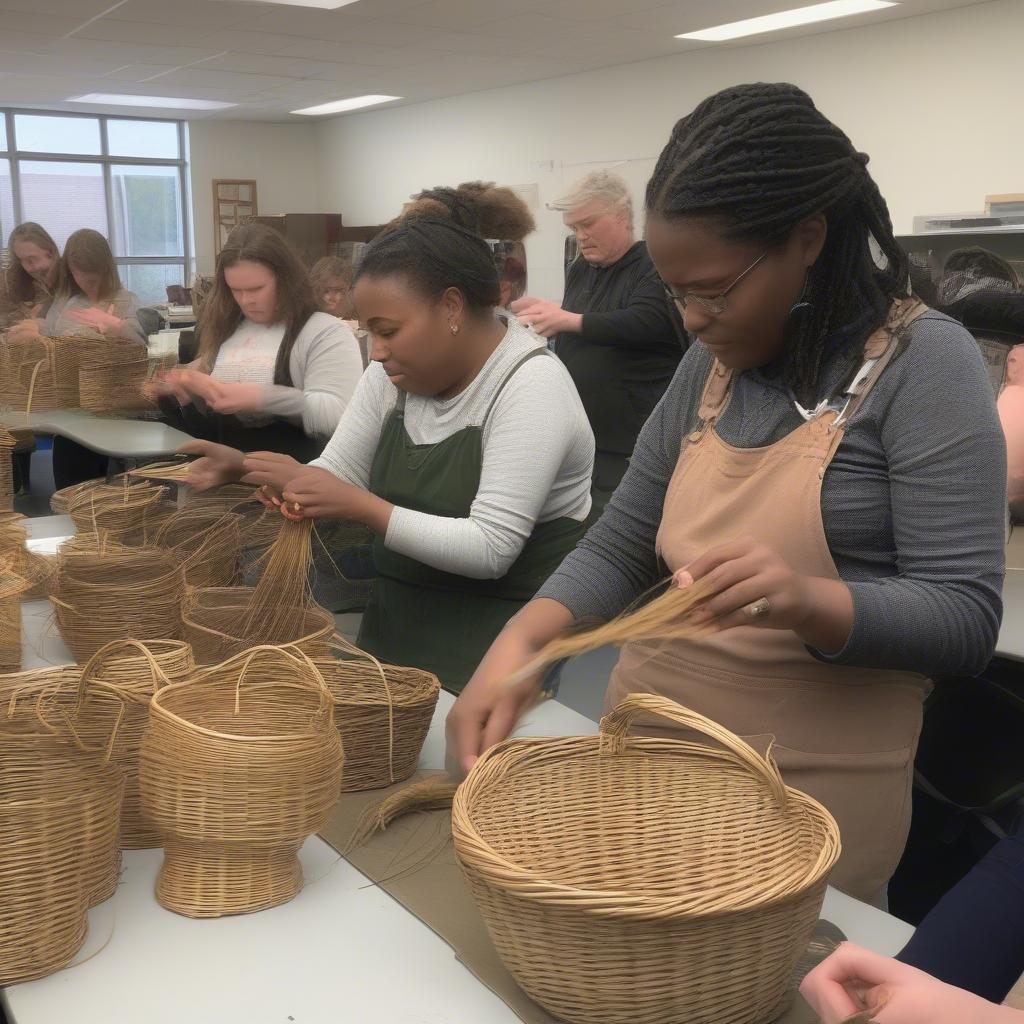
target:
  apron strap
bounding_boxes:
[696,360,734,427]
[480,346,550,425]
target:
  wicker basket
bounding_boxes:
[0,730,125,920]
[71,640,197,849]
[451,694,842,1024]
[182,586,333,665]
[314,637,439,792]
[50,477,109,516]
[79,344,155,415]
[0,557,30,673]
[0,426,14,513]
[52,545,185,661]
[183,485,283,551]
[154,508,242,590]
[0,512,54,599]
[67,480,169,544]
[0,335,83,411]
[139,645,344,918]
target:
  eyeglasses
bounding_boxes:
[663,251,769,316]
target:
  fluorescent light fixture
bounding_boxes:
[291,95,401,116]
[68,93,237,110]
[208,0,358,6]
[677,0,898,41]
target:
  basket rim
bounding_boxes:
[149,678,334,742]
[451,733,841,920]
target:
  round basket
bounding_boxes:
[182,586,333,665]
[451,694,842,1024]
[0,730,125,918]
[79,345,154,415]
[70,640,196,849]
[155,508,241,590]
[0,557,30,673]
[52,545,185,661]
[139,645,344,918]
[67,480,169,544]
[0,512,54,599]
[314,637,439,792]
[50,477,108,516]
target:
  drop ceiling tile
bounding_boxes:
[0,9,84,35]
[44,37,165,63]
[106,0,252,29]
[242,7,378,39]
[276,38,424,66]
[75,18,179,45]
[0,0,112,14]
[99,63,180,82]
[411,28,532,57]
[199,29,305,55]
[392,0,545,29]
[0,49,117,75]
[147,68,302,91]
[309,18,434,47]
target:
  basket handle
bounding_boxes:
[77,639,174,709]
[599,693,789,809]
[222,643,334,716]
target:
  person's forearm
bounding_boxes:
[469,598,576,689]
[794,576,854,654]
[346,488,394,535]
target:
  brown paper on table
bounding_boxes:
[320,771,834,1024]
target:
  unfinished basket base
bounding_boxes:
[156,840,305,918]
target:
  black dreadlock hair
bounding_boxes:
[355,218,501,313]
[646,82,909,400]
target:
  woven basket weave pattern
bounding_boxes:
[451,694,841,1024]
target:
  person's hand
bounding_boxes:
[800,942,1020,1024]
[177,440,245,492]
[145,368,193,405]
[240,451,303,510]
[68,303,123,335]
[7,319,41,343]
[510,297,582,338]
[279,468,365,521]
[445,598,575,777]
[198,379,265,416]
[679,536,854,652]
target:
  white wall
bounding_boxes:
[315,0,1023,301]
[187,120,321,275]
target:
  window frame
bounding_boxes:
[1,108,191,301]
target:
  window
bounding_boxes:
[0,110,190,306]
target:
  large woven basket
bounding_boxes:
[0,335,87,411]
[0,728,125,919]
[67,480,170,544]
[52,544,185,660]
[451,694,841,1024]
[69,640,197,849]
[182,586,333,665]
[78,344,154,415]
[154,508,242,590]
[0,426,14,513]
[50,476,110,516]
[0,557,29,673]
[139,645,344,918]
[0,512,54,599]
[314,636,439,792]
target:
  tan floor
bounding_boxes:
[1007,976,1024,1010]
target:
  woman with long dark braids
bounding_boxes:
[183,219,594,691]
[448,83,1006,903]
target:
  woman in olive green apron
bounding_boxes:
[191,219,594,692]
[447,83,1005,902]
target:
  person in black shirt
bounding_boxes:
[512,171,683,515]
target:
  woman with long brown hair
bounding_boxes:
[154,223,362,461]
[2,222,60,336]
[38,228,146,344]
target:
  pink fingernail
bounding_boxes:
[675,570,694,589]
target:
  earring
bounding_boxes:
[449,322,460,335]
[787,272,813,321]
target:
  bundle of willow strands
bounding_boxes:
[450,694,841,1024]
[182,586,333,666]
[0,511,54,599]
[154,507,241,590]
[127,460,193,484]
[138,644,344,918]
[67,478,170,545]
[0,558,30,673]
[347,774,459,853]
[242,517,314,636]
[0,426,15,513]
[505,576,717,688]
[79,342,156,415]
[52,543,185,661]
[182,484,283,550]
[315,634,440,792]
[60,640,196,849]
[0,725,126,917]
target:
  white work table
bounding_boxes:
[2,520,915,1024]
[0,409,191,460]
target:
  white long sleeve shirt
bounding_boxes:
[312,318,594,579]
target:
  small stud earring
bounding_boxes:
[449,322,460,335]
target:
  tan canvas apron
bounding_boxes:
[606,298,931,902]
